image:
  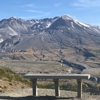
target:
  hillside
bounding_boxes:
[0,66,31,91]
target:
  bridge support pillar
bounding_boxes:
[53,79,60,96]
[31,79,37,96]
[77,79,82,98]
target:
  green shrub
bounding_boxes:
[37,83,54,89]
[60,84,77,91]
[3,86,7,89]
[0,67,31,86]
[9,82,12,85]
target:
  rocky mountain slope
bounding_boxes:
[0,15,100,75]
[0,15,100,52]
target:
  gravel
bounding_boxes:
[0,88,100,100]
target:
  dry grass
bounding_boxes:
[0,66,31,90]
[0,60,71,74]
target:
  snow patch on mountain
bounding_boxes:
[71,22,74,28]
[8,27,18,36]
[74,20,90,28]
[46,23,51,28]
[60,30,63,32]
[61,15,90,28]
[61,15,73,20]
[0,38,3,43]
[29,21,34,24]
[93,28,100,33]
[68,28,70,30]
[78,21,90,27]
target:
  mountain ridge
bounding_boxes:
[0,15,100,63]
[0,15,99,51]
[0,16,100,77]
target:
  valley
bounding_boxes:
[0,15,100,96]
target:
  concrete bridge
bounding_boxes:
[24,74,90,98]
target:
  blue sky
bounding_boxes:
[0,0,100,26]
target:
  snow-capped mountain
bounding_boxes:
[0,15,100,52]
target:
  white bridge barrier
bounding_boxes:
[24,74,90,98]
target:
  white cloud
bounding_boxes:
[27,10,45,14]
[26,4,34,7]
[20,13,50,19]
[21,4,50,8]
[54,3,63,7]
[19,16,38,19]
[26,10,50,16]
[72,0,100,8]
[20,4,34,8]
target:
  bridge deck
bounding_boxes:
[24,74,90,79]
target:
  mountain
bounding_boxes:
[0,15,100,52]
[0,15,100,72]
